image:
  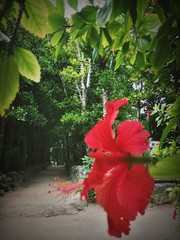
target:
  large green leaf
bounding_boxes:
[107,21,123,39]
[0,56,19,116]
[159,117,179,149]
[67,0,78,10]
[88,0,94,4]
[71,13,84,29]
[13,48,41,83]
[135,51,145,69]
[55,34,69,60]
[151,36,170,72]
[112,34,124,51]
[79,6,97,24]
[136,38,149,52]
[74,24,91,39]
[149,154,180,179]
[102,28,112,46]
[122,41,129,55]
[96,0,112,27]
[51,30,64,46]
[115,52,124,70]
[56,0,64,16]
[110,0,129,21]
[89,27,99,48]
[140,14,161,39]
[137,0,148,24]
[20,0,49,38]
[124,12,132,33]
[47,11,66,34]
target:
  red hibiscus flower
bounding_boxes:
[81,98,154,237]
[49,98,154,238]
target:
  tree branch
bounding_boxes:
[8,0,25,55]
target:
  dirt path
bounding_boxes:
[0,166,179,240]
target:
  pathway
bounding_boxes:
[0,166,179,240]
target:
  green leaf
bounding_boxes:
[56,0,64,16]
[122,41,129,55]
[129,52,137,65]
[159,117,179,149]
[98,38,104,56]
[0,56,19,116]
[96,0,112,27]
[89,27,99,48]
[151,37,170,72]
[140,14,161,39]
[67,0,78,10]
[13,48,41,83]
[102,28,112,46]
[137,0,148,24]
[55,34,68,60]
[136,38,149,52]
[149,154,180,179]
[71,13,84,29]
[112,34,124,51]
[92,47,99,60]
[115,52,124,70]
[21,0,49,38]
[74,24,91,39]
[124,12,132,33]
[44,0,55,11]
[167,96,180,117]
[47,11,66,34]
[1,17,7,28]
[88,0,94,4]
[79,6,97,24]
[135,51,145,69]
[107,21,123,39]
[51,30,64,46]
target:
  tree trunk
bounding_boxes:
[76,43,91,111]
[1,118,16,173]
[26,125,40,167]
[102,88,108,117]
[0,117,7,170]
[137,99,141,121]
[64,135,71,176]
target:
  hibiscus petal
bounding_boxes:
[107,215,130,238]
[84,98,128,152]
[105,98,128,126]
[95,163,154,237]
[116,164,154,220]
[81,159,103,199]
[84,119,117,152]
[81,151,128,199]
[115,120,150,155]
